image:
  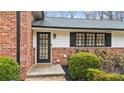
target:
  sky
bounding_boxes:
[44,11,124,21]
[44,11,86,18]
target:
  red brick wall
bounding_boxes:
[52,47,124,65]
[52,48,76,65]
[0,11,34,80]
[20,12,33,80]
[0,12,16,59]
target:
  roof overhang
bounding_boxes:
[32,27,124,33]
[32,17,124,31]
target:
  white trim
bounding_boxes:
[34,31,37,64]
[32,27,117,32]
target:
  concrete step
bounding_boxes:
[26,75,66,81]
[26,64,66,81]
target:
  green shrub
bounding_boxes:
[85,69,106,81]
[0,56,20,81]
[68,52,100,80]
[104,73,124,81]
[86,68,124,81]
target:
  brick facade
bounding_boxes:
[0,11,34,80]
[1,11,124,80]
[20,12,34,80]
[0,12,16,59]
[52,47,124,65]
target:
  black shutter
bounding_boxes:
[105,33,111,47]
[70,32,76,47]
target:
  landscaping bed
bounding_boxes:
[64,49,124,81]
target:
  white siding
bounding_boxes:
[33,31,37,48]
[33,28,124,48]
[51,31,69,47]
[33,29,70,48]
[112,31,124,47]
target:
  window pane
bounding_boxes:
[96,34,105,46]
[76,33,85,46]
[86,33,95,46]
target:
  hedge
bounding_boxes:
[68,52,101,80]
[0,56,20,81]
[86,68,124,81]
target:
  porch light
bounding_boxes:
[53,33,56,39]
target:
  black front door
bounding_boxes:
[37,32,51,63]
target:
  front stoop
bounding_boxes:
[26,64,66,81]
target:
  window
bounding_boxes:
[76,33,85,46]
[86,33,95,46]
[96,34,105,46]
[70,32,111,47]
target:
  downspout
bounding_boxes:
[16,11,20,65]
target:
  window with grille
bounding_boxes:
[70,32,111,47]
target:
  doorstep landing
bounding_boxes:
[26,64,66,81]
